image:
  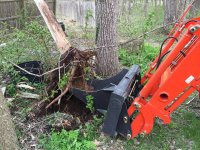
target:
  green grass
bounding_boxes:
[39,129,96,150]
[125,109,200,150]
[119,43,159,74]
[39,115,103,150]
[181,111,200,149]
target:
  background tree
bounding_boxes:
[163,0,199,29]
[0,92,19,150]
[190,0,200,17]
[163,0,178,26]
[144,0,149,17]
[95,0,120,77]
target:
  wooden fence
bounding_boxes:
[0,0,55,32]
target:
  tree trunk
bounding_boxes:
[190,0,200,17]
[95,0,120,77]
[34,0,71,55]
[164,0,178,29]
[0,92,19,150]
[177,0,185,18]
[144,0,148,17]
[154,0,157,6]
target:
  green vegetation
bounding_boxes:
[125,109,200,150]
[83,9,94,39]
[119,44,159,74]
[39,129,95,150]
[84,66,92,81]
[181,111,200,149]
[86,95,94,112]
[0,20,58,73]
[39,115,103,150]
[118,5,164,38]
[58,73,70,90]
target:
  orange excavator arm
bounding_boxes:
[128,16,200,138]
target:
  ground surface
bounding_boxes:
[1,70,200,150]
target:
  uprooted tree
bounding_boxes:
[32,0,96,109]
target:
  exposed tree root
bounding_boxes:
[35,47,96,114]
[45,66,77,109]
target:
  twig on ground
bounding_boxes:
[186,93,199,105]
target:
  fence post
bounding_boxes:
[53,0,56,15]
[19,0,25,28]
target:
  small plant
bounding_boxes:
[17,107,32,119]
[50,90,58,98]
[83,9,94,39]
[85,9,93,28]
[7,83,17,97]
[86,95,94,112]
[82,115,103,140]
[84,66,91,81]
[39,129,96,150]
[0,20,58,74]
[58,73,69,90]
[143,11,155,35]
[5,66,29,97]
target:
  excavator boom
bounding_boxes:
[128,17,200,138]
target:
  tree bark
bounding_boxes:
[177,0,185,18]
[34,0,71,55]
[0,92,19,150]
[144,0,148,17]
[190,0,200,17]
[164,0,178,29]
[95,0,120,77]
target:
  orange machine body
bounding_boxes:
[128,13,200,138]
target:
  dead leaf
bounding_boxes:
[94,139,101,146]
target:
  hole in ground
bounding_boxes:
[43,95,96,131]
[48,95,93,123]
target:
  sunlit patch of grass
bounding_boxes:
[181,111,200,149]
[125,108,200,150]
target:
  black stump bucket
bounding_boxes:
[71,65,142,137]
[14,61,43,83]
